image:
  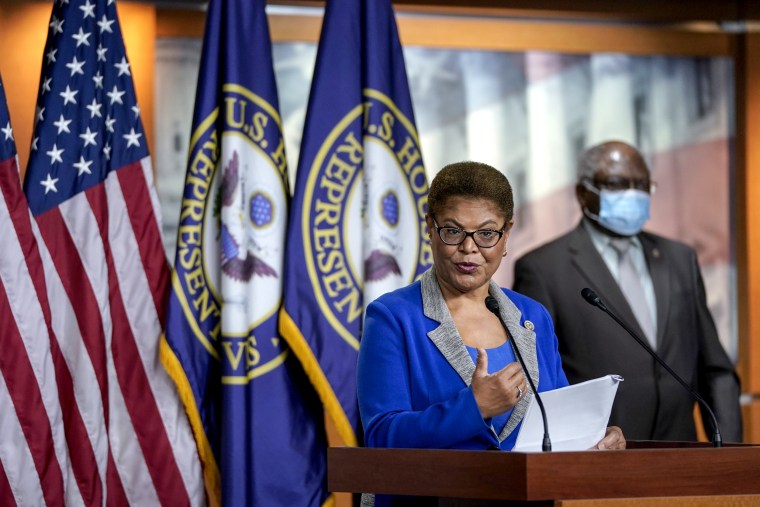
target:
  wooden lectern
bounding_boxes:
[328,442,760,505]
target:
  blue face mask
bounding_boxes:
[583,185,650,236]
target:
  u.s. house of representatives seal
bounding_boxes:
[175,84,288,384]
[302,89,432,349]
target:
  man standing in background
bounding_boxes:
[513,140,742,442]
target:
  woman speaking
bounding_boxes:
[357,161,624,456]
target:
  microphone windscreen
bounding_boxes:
[581,287,601,307]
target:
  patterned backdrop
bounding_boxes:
[154,39,736,360]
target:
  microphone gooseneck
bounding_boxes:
[580,287,723,447]
[484,295,552,452]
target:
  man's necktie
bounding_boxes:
[610,238,657,349]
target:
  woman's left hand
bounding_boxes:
[594,426,626,450]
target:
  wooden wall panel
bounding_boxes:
[739,31,760,443]
[0,3,51,176]
[156,6,205,38]
[395,16,731,55]
[272,0,754,23]
[157,8,732,56]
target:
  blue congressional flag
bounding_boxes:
[160,0,329,506]
[280,0,432,446]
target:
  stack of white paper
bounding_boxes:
[513,374,623,452]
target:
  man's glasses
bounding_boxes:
[589,177,657,194]
[432,219,505,248]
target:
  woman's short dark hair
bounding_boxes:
[427,161,513,222]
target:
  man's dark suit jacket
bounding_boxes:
[513,222,742,442]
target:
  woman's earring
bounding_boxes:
[502,249,508,257]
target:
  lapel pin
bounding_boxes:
[524,320,535,331]
[652,248,661,258]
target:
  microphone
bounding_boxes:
[580,287,723,447]
[485,295,552,451]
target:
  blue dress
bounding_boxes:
[465,341,516,436]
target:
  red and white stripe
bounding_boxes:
[0,156,204,506]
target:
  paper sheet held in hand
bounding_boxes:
[513,374,623,452]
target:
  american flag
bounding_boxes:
[0,0,205,504]
[0,74,48,505]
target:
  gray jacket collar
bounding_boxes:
[420,267,539,442]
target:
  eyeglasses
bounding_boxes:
[432,219,506,248]
[589,177,657,194]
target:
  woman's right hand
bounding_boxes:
[470,348,526,419]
